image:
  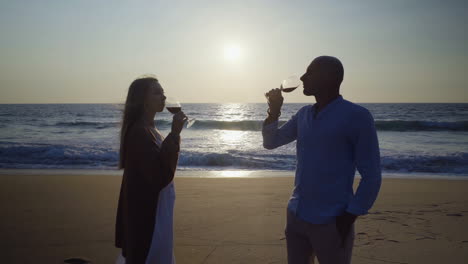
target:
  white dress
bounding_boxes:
[116,128,176,264]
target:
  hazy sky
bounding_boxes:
[1,0,467,103]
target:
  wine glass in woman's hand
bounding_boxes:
[165,97,195,129]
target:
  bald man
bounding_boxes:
[263,56,381,264]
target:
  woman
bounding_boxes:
[115,76,187,264]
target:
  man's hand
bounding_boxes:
[171,111,188,135]
[265,88,284,116]
[336,211,357,248]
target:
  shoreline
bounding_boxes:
[1,168,468,180]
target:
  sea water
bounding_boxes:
[0,103,467,177]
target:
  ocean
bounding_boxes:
[0,103,467,177]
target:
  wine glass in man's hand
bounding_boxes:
[265,75,301,113]
[280,75,301,92]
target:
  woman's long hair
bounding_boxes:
[119,77,158,169]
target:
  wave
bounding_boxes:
[0,142,118,169]
[51,120,269,131]
[0,142,467,174]
[53,120,172,129]
[374,120,468,131]
[178,151,468,174]
[54,121,120,129]
[381,153,468,174]
[190,120,271,131]
[46,120,468,132]
[0,142,294,170]
[191,120,468,131]
[178,151,295,170]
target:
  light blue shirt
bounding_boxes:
[262,96,381,224]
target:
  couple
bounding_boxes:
[114,56,382,264]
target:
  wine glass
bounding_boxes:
[165,97,196,128]
[280,75,301,93]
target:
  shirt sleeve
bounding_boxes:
[346,110,382,215]
[262,113,298,150]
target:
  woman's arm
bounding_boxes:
[159,132,180,187]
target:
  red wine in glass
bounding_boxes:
[166,107,181,114]
[281,87,297,93]
[280,75,301,93]
[165,98,196,128]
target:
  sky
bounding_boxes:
[0,0,467,103]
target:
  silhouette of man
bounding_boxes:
[263,56,381,264]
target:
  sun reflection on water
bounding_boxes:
[218,130,248,145]
[218,170,253,177]
[218,103,250,121]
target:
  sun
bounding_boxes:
[224,44,242,61]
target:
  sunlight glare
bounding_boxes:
[224,44,242,61]
[219,170,252,177]
[219,130,246,144]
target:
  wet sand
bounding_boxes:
[1,172,467,263]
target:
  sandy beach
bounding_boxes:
[1,172,468,264]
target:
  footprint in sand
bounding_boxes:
[64,258,92,264]
[446,213,463,217]
[416,236,435,240]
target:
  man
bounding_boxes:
[263,56,381,264]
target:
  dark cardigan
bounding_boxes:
[115,120,180,264]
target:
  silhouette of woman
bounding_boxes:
[115,76,186,264]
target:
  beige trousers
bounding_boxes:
[285,210,354,264]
